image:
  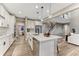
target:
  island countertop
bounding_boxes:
[31,33,62,42]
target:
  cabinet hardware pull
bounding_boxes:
[3,41,6,45]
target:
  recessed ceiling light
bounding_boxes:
[35,5,38,9]
[46,10,49,13]
[18,11,22,14]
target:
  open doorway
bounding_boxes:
[15,17,25,38]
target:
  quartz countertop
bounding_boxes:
[31,33,62,42]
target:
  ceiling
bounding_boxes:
[3,3,72,20]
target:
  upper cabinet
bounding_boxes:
[27,20,42,29]
[27,20,35,28]
[35,21,42,25]
[0,5,9,27]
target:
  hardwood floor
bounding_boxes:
[4,36,79,56]
[58,40,79,56]
[4,36,33,56]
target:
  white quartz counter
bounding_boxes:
[31,34,62,42]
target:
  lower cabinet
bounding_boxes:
[32,37,58,56]
[0,34,15,56]
[0,37,8,56]
[0,38,5,56]
[27,33,33,50]
[9,35,14,46]
[33,38,39,56]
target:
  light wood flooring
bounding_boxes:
[4,36,33,56]
[58,40,79,56]
[4,36,79,56]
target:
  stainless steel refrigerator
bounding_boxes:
[35,25,42,34]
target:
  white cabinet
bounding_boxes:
[0,5,15,56]
[8,16,15,34]
[0,37,8,56]
[27,20,35,28]
[0,38,4,56]
[31,21,35,28]
[26,20,42,29]
[31,34,62,56]
[9,35,14,46]
[33,37,58,56]
[35,21,42,25]
[0,34,15,56]
[0,5,9,27]
[3,36,9,54]
[4,10,10,27]
[0,5,4,17]
[0,17,4,27]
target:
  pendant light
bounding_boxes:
[48,3,52,18]
[40,6,44,21]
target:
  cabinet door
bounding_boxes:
[33,38,39,56]
[0,17,3,27]
[2,8,9,27]
[0,5,7,18]
[0,39,4,55]
[9,35,14,45]
[27,20,35,28]
[27,20,31,28]
[0,5,8,27]
[0,38,7,56]
[30,21,35,28]
[3,12,8,27]
[4,37,9,51]
[2,37,9,55]
[0,5,4,16]
[35,21,42,25]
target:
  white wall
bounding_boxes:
[70,8,79,34]
[54,4,79,34]
[42,23,64,35]
[43,4,79,35]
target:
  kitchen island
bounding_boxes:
[31,34,62,56]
